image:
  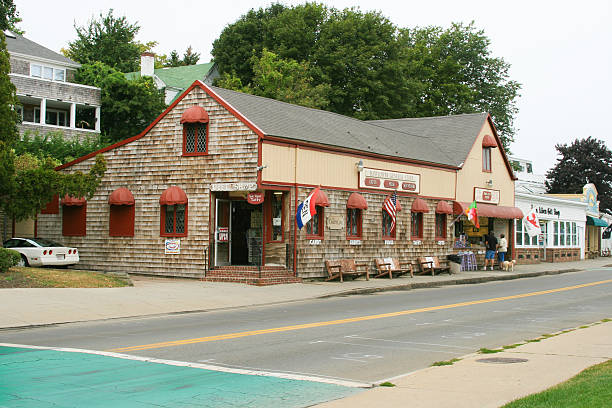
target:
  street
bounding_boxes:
[2,268,611,389]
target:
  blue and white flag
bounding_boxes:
[296,187,320,230]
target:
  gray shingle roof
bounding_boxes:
[368,113,490,167]
[210,86,477,167]
[5,32,79,67]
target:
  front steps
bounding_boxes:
[202,265,301,286]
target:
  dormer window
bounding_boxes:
[181,106,209,156]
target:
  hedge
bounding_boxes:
[0,248,21,272]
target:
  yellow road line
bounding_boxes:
[108,279,612,353]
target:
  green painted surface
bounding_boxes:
[125,63,215,89]
[0,346,359,407]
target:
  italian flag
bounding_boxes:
[465,200,480,228]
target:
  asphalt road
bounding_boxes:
[3,268,611,385]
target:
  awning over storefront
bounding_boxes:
[108,187,135,205]
[453,201,523,219]
[587,216,608,227]
[314,189,330,207]
[347,192,367,210]
[411,198,429,213]
[61,195,86,206]
[435,201,453,214]
[159,186,188,205]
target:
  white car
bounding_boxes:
[3,237,79,267]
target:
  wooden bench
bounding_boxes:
[374,258,414,279]
[325,259,369,282]
[418,256,451,276]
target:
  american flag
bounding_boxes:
[383,191,397,232]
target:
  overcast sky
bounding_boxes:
[13,0,611,174]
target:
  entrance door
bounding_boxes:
[215,199,231,266]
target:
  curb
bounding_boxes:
[318,268,583,298]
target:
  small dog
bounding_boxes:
[501,259,516,272]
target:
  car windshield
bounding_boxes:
[30,238,65,247]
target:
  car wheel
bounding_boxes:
[17,255,29,267]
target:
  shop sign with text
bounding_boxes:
[359,168,420,193]
[474,187,500,205]
[247,192,264,205]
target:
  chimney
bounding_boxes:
[140,52,155,77]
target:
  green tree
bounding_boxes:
[65,9,155,73]
[212,5,520,147]
[0,11,106,221]
[212,3,288,83]
[14,130,107,164]
[76,61,166,143]
[165,50,182,67]
[0,0,21,33]
[163,46,201,67]
[400,22,521,149]
[311,7,405,120]
[216,49,329,109]
[546,137,612,215]
[0,30,19,205]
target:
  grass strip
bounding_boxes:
[0,266,128,288]
[503,359,612,407]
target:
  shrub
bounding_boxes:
[0,248,21,272]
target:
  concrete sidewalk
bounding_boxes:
[315,320,612,408]
[0,258,610,329]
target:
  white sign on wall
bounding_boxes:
[359,168,420,193]
[165,239,180,254]
[474,187,500,205]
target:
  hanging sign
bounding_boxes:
[247,192,264,205]
[359,168,420,193]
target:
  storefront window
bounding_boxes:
[560,221,565,246]
[572,222,577,246]
[346,208,361,238]
[382,211,395,238]
[306,206,323,237]
[553,221,559,246]
[516,219,522,245]
[435,213,446,239]
[411,212,423,238]
[268,192,283,242]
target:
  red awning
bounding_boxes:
[61,195,86,206]
[180,106,209,124]
[411,198,429,213]
[314,189,330,207]
[159,186,188,205]
[482,134,497,148]
[347,192,368,210]
[108,187,135,205]
[435,201,453,214]
[453,201,523,219]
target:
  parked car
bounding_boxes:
[2,237,79,267]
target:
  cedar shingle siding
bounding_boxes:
[38,87,259,277]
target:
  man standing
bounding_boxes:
[498,233,508,267]
[483,231,497,271]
